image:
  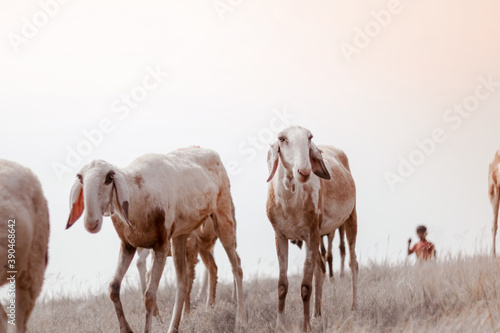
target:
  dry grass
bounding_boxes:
[28,255,500,333]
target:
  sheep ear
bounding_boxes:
[113,172,133,229]
[310,143,331,180]
[266,142,280,182]
[66,179,84,229]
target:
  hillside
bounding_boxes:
[27,256,500,333]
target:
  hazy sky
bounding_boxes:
[1,0,500,298]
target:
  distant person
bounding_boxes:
[408,225,436,261]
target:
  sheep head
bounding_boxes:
[267,126,330,185]
[66,159,133,233]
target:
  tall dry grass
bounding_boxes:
[27,255,500,333]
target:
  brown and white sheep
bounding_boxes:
[0,160,50,333]
[65,147,246,333]
[266,126,358,332]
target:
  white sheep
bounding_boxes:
[65,147,246,333]
[0,160,50,333]
[135,215,219,315]
[266,126,358,332]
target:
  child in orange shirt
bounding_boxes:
[408,225,436,261]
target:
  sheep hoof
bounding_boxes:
[121,327,134,333]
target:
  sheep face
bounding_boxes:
[267,126,330,185]
[66,160,132,233]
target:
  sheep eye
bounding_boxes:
[308,135,313,141]
[278,136,286,143]
[104,172,114,185]
[77,174,83,184]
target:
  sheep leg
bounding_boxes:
[232,278,236,303]
[144,246,168,333]
[183,246,198,315]
[136,248,149,295]
[167,234,188,333]
[275,231,289,333]
[199,248,217,307]
[492,191,499,256]
[319,236,328,274]
[136,248,160,316]
[338,225,346,278]
[313,254,325,318]
[15,287,34,333]
[326,231,335,279]
[344,209,359,310]
[319,235,327,263]
[109,242,136,333]
[144,267,159,316]
[195,265,209,304]
[223,245,245,322]
[16,265,47,333]
[302,232,319,332]
[212,213,247,324]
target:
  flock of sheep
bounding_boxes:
[1,125,499,333]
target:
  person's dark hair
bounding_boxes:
[416,225,427,233]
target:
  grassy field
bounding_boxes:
[27,255,500,333]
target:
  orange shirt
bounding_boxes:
[410,240,435,261]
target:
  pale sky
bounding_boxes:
[1,0,500,298]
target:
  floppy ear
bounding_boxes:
[66,179,84,229]
[113,172,133,229]
[266,141,280,182]
[310,143,331,180]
